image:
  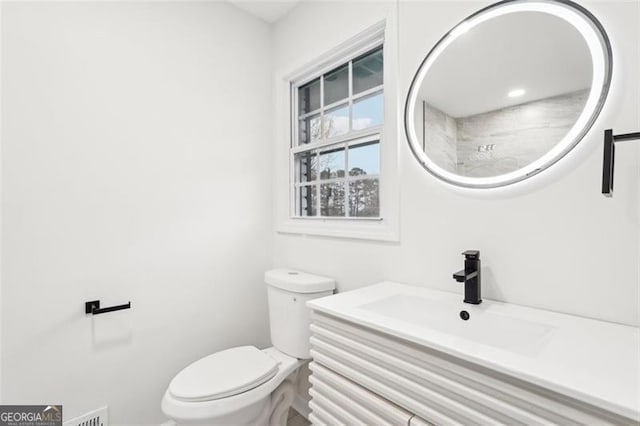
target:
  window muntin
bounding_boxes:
[292,46,383,219]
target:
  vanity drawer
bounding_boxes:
[309,311,633,426]
[309,361,413,426]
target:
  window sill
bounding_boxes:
[277,217,399,242]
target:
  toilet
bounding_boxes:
[161,269,335,425]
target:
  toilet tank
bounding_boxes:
[265,269,335,359]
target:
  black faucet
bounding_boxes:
[453,250,482,305]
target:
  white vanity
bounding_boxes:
[307,282,640,426]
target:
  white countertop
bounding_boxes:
[307,281,640,421]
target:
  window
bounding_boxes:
[277,20,398,241]
[291,47,383,219]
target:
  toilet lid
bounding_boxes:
[169,346,279,402]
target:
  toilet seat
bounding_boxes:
[169,346,279,402]
[162,347,303,425]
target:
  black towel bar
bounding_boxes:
[602,129,640,197]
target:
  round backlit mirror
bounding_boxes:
[404,0,612,188]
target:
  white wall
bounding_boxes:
[272,0,640,327]
[1,2,272,423]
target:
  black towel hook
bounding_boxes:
[602,129,640,197]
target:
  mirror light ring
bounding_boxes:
[404,0,613,189]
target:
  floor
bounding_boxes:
[287,408,311,426]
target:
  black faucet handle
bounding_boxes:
[462,250,480,259]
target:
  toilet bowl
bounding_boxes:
[161,347,301,425]
[161,269,335,425]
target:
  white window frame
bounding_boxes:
[275,19,400,241]
[291,46,384,220]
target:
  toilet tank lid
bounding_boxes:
[265,269,335,293]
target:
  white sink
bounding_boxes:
[359,294,554,356]
[307,281,640,421]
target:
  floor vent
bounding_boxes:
[63,406,108,426]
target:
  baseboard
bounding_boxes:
[291,395,310,420]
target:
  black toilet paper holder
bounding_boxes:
[85,300,131,315]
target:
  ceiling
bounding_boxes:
[227,0,301,23]
[418,11,593,118]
